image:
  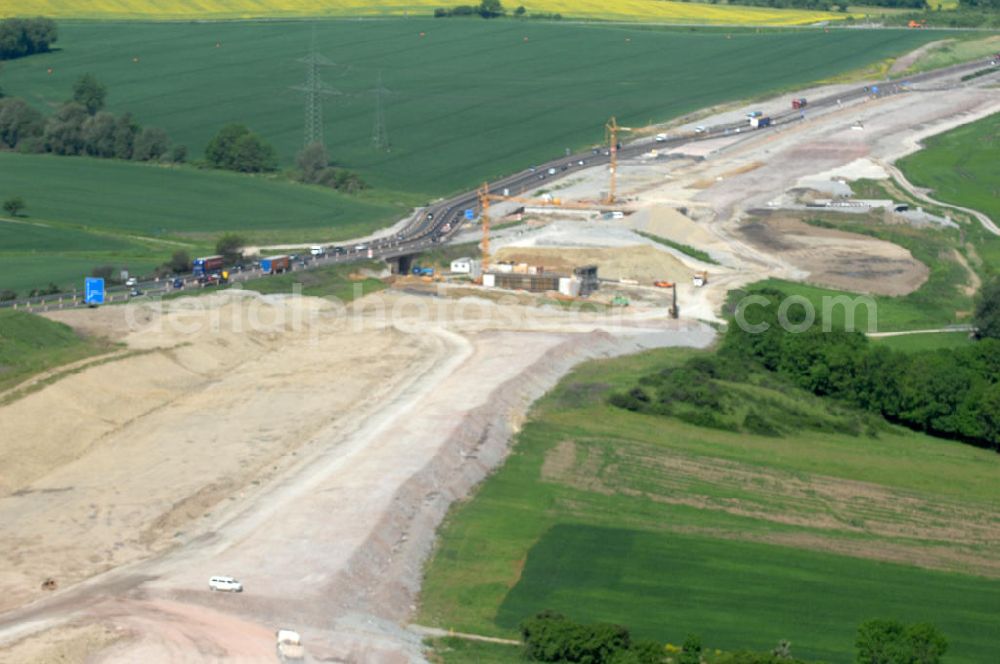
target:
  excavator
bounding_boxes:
[653,280,679,319]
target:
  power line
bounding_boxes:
[290,27,343,148]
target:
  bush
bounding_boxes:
[205,123,277,173]
[0,289,18,302]
[520,611,632,663]
[167,250,191,273]
[215,233,245,263]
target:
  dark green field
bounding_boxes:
[419,348,1000,663]
[0,20,939,196]
[497,524,1000,662]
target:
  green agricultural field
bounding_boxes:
[0,153,406,240]
[898,112,1000,244]
[0,152,408,295]
[426,637,520,664]
[419,347,1000,663]
[0,21,940,197]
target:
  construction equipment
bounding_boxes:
[477,184,590,275]
[653,281,679,318]
[605,116,633,204]
[692,271,708,287]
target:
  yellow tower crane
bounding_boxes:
[605,116,632,204]
[477,185,574,275]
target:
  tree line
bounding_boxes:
[518,611,946,663]
[0,17,57,61]
[720,284,1000,451]
[434,1,561,19]
[0,74,182,162]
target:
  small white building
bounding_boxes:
[450,257,482,278]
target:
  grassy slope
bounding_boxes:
[418,348,1000,663]
[871,330,973,352]
[0,153,406,240]
[0,309,113,392]
[738,203,1000,333]
[0,152,407,295]
[897,111,1000,237]
[0,22,937,196]
[0,0,843,24]
[899,34,1000,74]
[238,260,387,300]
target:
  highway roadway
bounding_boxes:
[4,55,997,312]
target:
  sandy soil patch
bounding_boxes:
[735,215,928,295]
[493,245,692,285]
[0,622,125,664]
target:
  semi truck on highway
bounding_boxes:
[260,255,290,274]
[193,255,224,276]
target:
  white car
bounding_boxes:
[208,576,243,592]
[547,167,557,175]
[655,133,667,142]
[309,245,325,257]
[694,125,708,134]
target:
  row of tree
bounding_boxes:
[434,0,511,18]
[722,284,1000,450]
[0,75,182,163]
[519,612,946,663]
[0,17,57,61]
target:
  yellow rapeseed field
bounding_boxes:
[1,0,842,26]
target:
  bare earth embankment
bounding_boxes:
[0,290,712,662]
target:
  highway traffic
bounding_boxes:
[3,55,996,312]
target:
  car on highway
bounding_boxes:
[695,125,708,134]
[208,576,243,592]
[353,244,368,251]
[547,167,557,175]
[655,133,667,142]
[172,278,184,289]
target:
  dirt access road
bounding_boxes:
[0,289,712,662]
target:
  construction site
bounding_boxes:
[0,46,999,664]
